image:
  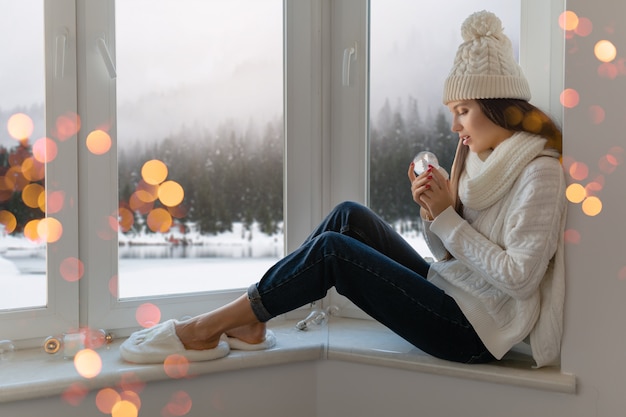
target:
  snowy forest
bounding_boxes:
[0,97,458,239]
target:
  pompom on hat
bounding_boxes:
[443,10,531,104]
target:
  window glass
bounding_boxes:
[369,0,521,256]
[0,1,47,310]
[115,0,284,298]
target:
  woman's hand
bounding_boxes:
[408,163,454,220]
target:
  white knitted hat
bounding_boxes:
[443,10,531,104]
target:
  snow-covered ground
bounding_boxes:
[0,223,432,310]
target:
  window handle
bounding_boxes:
[97,37,117,79]
[342,41,358,86]
[54,28,68,79]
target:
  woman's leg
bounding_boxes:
[249,231,493,364]
[303,201,430,277]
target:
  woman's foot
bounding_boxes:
[225,322,268,345]
[174,317,222,351]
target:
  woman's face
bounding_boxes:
[447,99,513,155]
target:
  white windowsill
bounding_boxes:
[0,318,576,404]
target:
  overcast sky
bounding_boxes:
[0,0,519,147]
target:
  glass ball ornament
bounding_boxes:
[0,339,16,362]
[412,151,439,176]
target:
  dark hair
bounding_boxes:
[449,99,563,219]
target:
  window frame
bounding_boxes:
[0,0,565,343]
[0,0,80,347]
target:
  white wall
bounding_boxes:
[3,0,626,415]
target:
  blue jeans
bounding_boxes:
[248,201,494,364]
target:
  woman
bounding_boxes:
[121,10,566,368]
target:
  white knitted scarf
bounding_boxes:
[459,132,556,210]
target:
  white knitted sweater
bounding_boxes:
[423,132,567,368]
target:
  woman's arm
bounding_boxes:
[430,157,567,299]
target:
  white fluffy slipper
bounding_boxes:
[120,319,230,364]
[223,330,276,351]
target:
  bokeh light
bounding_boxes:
[136,303,161,328]
[0,210,18,233]
[141,159,168,185]
[86,129,112,155]
[60,257,85,282]
[111,400,139,417]
[574,17,593,37]
[135,180,159,203]
[24,219,42,242]
[22,183,45,209]
[566,183,586,203]
[32,137,58,163]
[47,190,65,214]
[119,390,142,413]
[74,348,102,379]
[164,391,193,417]
[37,217,63,243]
[598,62,619,79]
[164,354,190,379]
[569,161,589,181]
[61,382,89,406]
[619,266,626,281]
[21,157,45,182]
[158,180,185,207]
[594,40,617,63]
[560,88,580,108]
[147,207,173,233]
[582,196,602,216]
[55,111,81,141]
[96,388,121,414]
[7,113,34,140]
[564,229,581,244]
[558,10,579,32]
[588,105,605,124]
[118,206,135,232]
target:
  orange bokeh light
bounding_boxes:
[136,303,161,328]
[158,180,185,207]
[21,157,45,182]
[0,210,17,233]
[141,159,168,185]
[22,183,45,209]
[582,196,602,217]
[560,88,580,108]
[96,388,121,414]
[7,113,34,140]
[164,354,190,379]
[111,400,139,417]
[135,180,159,203]
[60,257,85,282]
[129,192,155,215]
[32,137,58,163]
[566,183,586,203]
[86,129,112,155]
[569,161,589,181]
[74,348,102,379]
[37,217,63,243]
[24,219,42,242]
[118,206,135,232]
[595,40,617,63]
[558,11,579,32]
[147,207,173,233]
